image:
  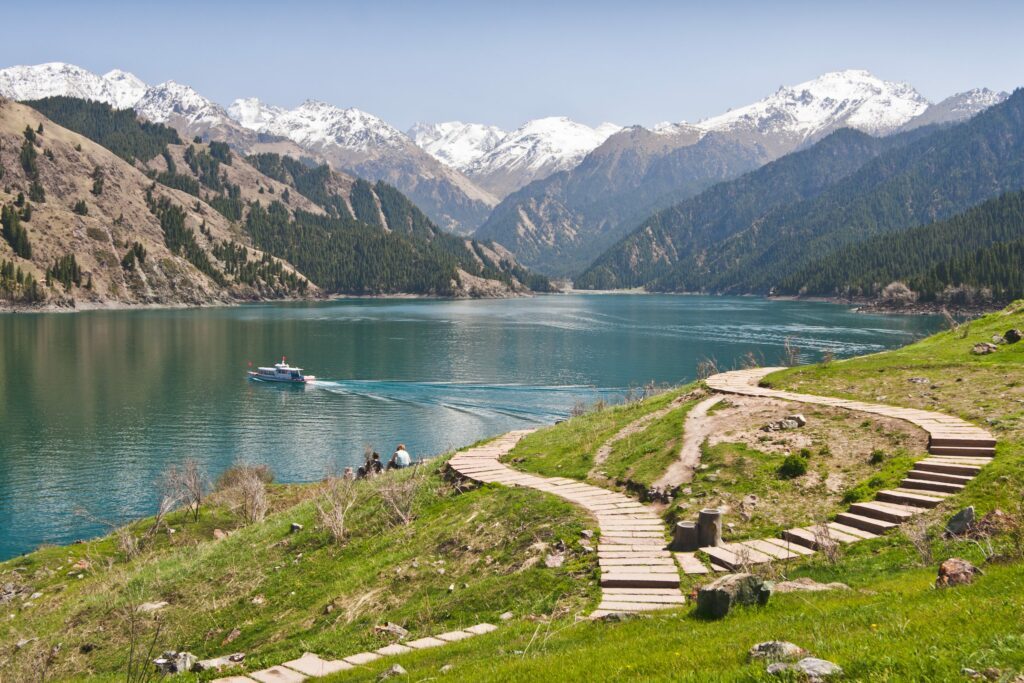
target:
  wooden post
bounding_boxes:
[671,521,700,551]
[697,508,722,547]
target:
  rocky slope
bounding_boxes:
[0,98,545,309]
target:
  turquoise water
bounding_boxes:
[0,295,940,559]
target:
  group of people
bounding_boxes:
[348,444,413,479]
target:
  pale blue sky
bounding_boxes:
[1,0,1021,130]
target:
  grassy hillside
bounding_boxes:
[3,305,1024,681]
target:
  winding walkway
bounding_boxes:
[686,368,997,571]
[448,430,685,617]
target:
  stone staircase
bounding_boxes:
[447,430,686,617]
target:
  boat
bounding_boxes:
[248,357,315,384]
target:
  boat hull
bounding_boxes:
[248,372,310,384]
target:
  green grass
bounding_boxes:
[0,461,599,681]
[599,402,694,487]
[504,388,688,480]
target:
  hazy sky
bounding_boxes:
[1,0,1021,130]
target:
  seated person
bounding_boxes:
[394,444,412,468]
[370,452,383,474]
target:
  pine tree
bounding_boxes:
[28,180,45,203]
[72,199,89,215]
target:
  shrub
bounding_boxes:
[869,449,887,464]
[215,462,273,491]
[778,453,808,479]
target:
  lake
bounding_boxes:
[0,294,941,559]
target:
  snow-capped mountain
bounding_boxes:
[902,88,1010,130]
[0,62,146,109]
[408,121,506,171]
[695,70,929,154]
[457,117,621,197]
[135,81,233,128]
[231,98,410,153]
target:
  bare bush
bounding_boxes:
[218,462,271,524]
[569,400,587,417]
[820,350,835,367]
[783,337,800,367]
[142,492,181,546]
[122,602,165,683]
[902,517,934,565]
[117,526,140,560]
[940,307,958,331]
[696,356,719,380]
[316,475,362,544]
[881,281,917,307]
[377,468,426,527]
[165,458,207,522]
[812,524,841,565]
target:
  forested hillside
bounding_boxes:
[775,189,1024,304]
[0,97,547,308]
[577,88,1024,299]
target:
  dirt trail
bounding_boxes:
[588,395,690,479]
[652,394,723,489]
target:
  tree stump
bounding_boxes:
[698,508,722,547]
[670,521,699,551]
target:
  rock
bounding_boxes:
[787,414,807,427]
[79,643,95,654]
[696,573,772,619]
[772,578,850,593]
[544,553,565,568]
[195,653,245,671]
[936,558,982,587]
[499,611,514,621]
[972,342,999,355]
[945,506,975,536]
[908,377,929,384]
[251,595,265,605]
[374,622,410,640]
[768,657,843,678]
[1005,328,1022,344]
[596,611,645,622]
[222,628,241,645]
[749,641,807,662]
[72,559,90,570]
[290,522,303,533]
[213,529,227,540]
[580,529,593,539]
[153,651,197,674]
[992,335,1007,345]
[323,603,335,615]
[439,664,454,673]
[15,637,37,650]
[378,664,407,679]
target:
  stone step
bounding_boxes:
[736,538,803,560]
[900,478,966,494]
[674,552,710,574]
[699,545,745,570]
[719,543,775,564]
[915,460,982,476]
[599,592,686,604]
[928,455,993,465]
[849,501,919,524]
[908,469,974,485]
[875,489,945,508]
[826,522,878,540]
[930,436,996,448]
[893,487,950,499]
[929,445,995,457]
[600,573,681,589]
[834,512,898,535]
[811,524,862,543]
[597,601,681,612]
[759,537,816,556]
[780,527,835,551]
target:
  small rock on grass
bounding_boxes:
[936,558,982,587]
[696,573,772,619]
[945,507,975,536]
[772,578,850,593]
[499,611,514,621]
[439,664,454,673]
[749,641,807,662]
[378,664,407,679]
[767,657,842,678]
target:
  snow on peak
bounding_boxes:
[699,69,930,138]
[467,116,622,175]
[0,62,147,109]
[934,88,1009,116]
[228,97,285,131]
[407,121,506,170]
[231,98,409,152]
[134,81,230,126]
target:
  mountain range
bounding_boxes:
[0,95,547,309]
[575,87,1024,305]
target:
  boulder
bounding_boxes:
[153,651,197,674]
[213,528,227,540]
[945,506,975,537]
[787,414,808,427]
[1005,328,1022,344]
[195,653,245,672]
[290,522,304,533]
[971,342,998,355]
[138,600,168,613]
[374,622,410,640]
[768,657,843,678]
[696,573,772,619]
[749,640,807,662]
[936,558,982,587]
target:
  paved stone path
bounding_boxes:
[212,624,498,682]
[681,368,998,572]
[447,430,685,617]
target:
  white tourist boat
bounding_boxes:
[248,357,315,384]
